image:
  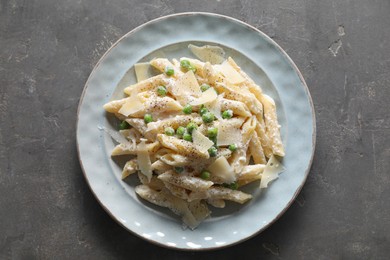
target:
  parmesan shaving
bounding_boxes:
[206,94,223,120]
[172,70,201,97]
[207,156,236,184]
[188,44,226,64]
[217,119,242,146]
[137,139,153,182]
[118,94,143,117]
[134,62,152,82]
[190,87,218,106]
[192,129,214,153]
[218,60,246,84]
[260,155,284,188]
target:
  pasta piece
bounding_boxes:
[179,57,206,75]
[207,198,226,208]
[135,185,199,229]
[254,115,273,158]
[203,62,218,85]
[150,58,183,77]
[120,128,142,149]
[187,190,209,202]
[124,74,166,95]
[163,182,189,200]
[125,118,147,135]
[226,57,265,103]
[145,114,202,139]
[214,82,263,115]
[150,160,172,175]
[188,200,211,224]
[241,116,257,148]
[158,171,214,191]
[249,131,267,164]
[261,94,285,157]
[122,159,138,180]
[103,97,129,113]
[237,164,265,186]
[111,141,160,156]
[220,99,251,118]
[207,186,252,204]
[228,148,248,174]
[137,139,153,181]
[157,134,210,159]
[138,173,165,190]
[159,153,191,167]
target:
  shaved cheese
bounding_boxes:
[190,87,218,106]
[118,94,143,117]
[207,156,236,184]
[137,139,152,182]
[192,129,214,153]
[260,155,284,188]
[188,44,226,64]
[207,94,223,120]
[217,119,242,146]
[218,60,246,84]
[134,62,152,82]
[172,71,201,97]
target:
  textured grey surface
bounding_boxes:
[0,0,389,259]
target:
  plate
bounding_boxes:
[76,12,316,250]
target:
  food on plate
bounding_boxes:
[103,45,285,229]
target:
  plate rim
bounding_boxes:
[76,12,316,251]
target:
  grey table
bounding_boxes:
[1,0,389,259]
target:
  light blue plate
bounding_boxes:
[77,12,316,250]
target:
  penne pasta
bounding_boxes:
[103,48,285,229]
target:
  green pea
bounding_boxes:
[209,136,217,145]
[180,60,197,73]
[119,120,130,130]
[183,133,193,142]
[144,114,153,124]
[175,167,184,173]
[188,65,197,73]
[200,83,211,92]
[165,127,175,136]
[202,112,215,123]
[180,59,191,68]
[200,170,211,180]
[228,143,237,152]
[208,146,217,157]
[183,104,192,114]
[157,85,167,96]
[224,182,238,190]
[165,66,174,76]
[186,122,198,134]
[200,106,208,116]
[176,126,186,137]
[222,109,233,119]
[207,127,218,138]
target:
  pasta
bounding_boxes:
[103,45,285,229]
